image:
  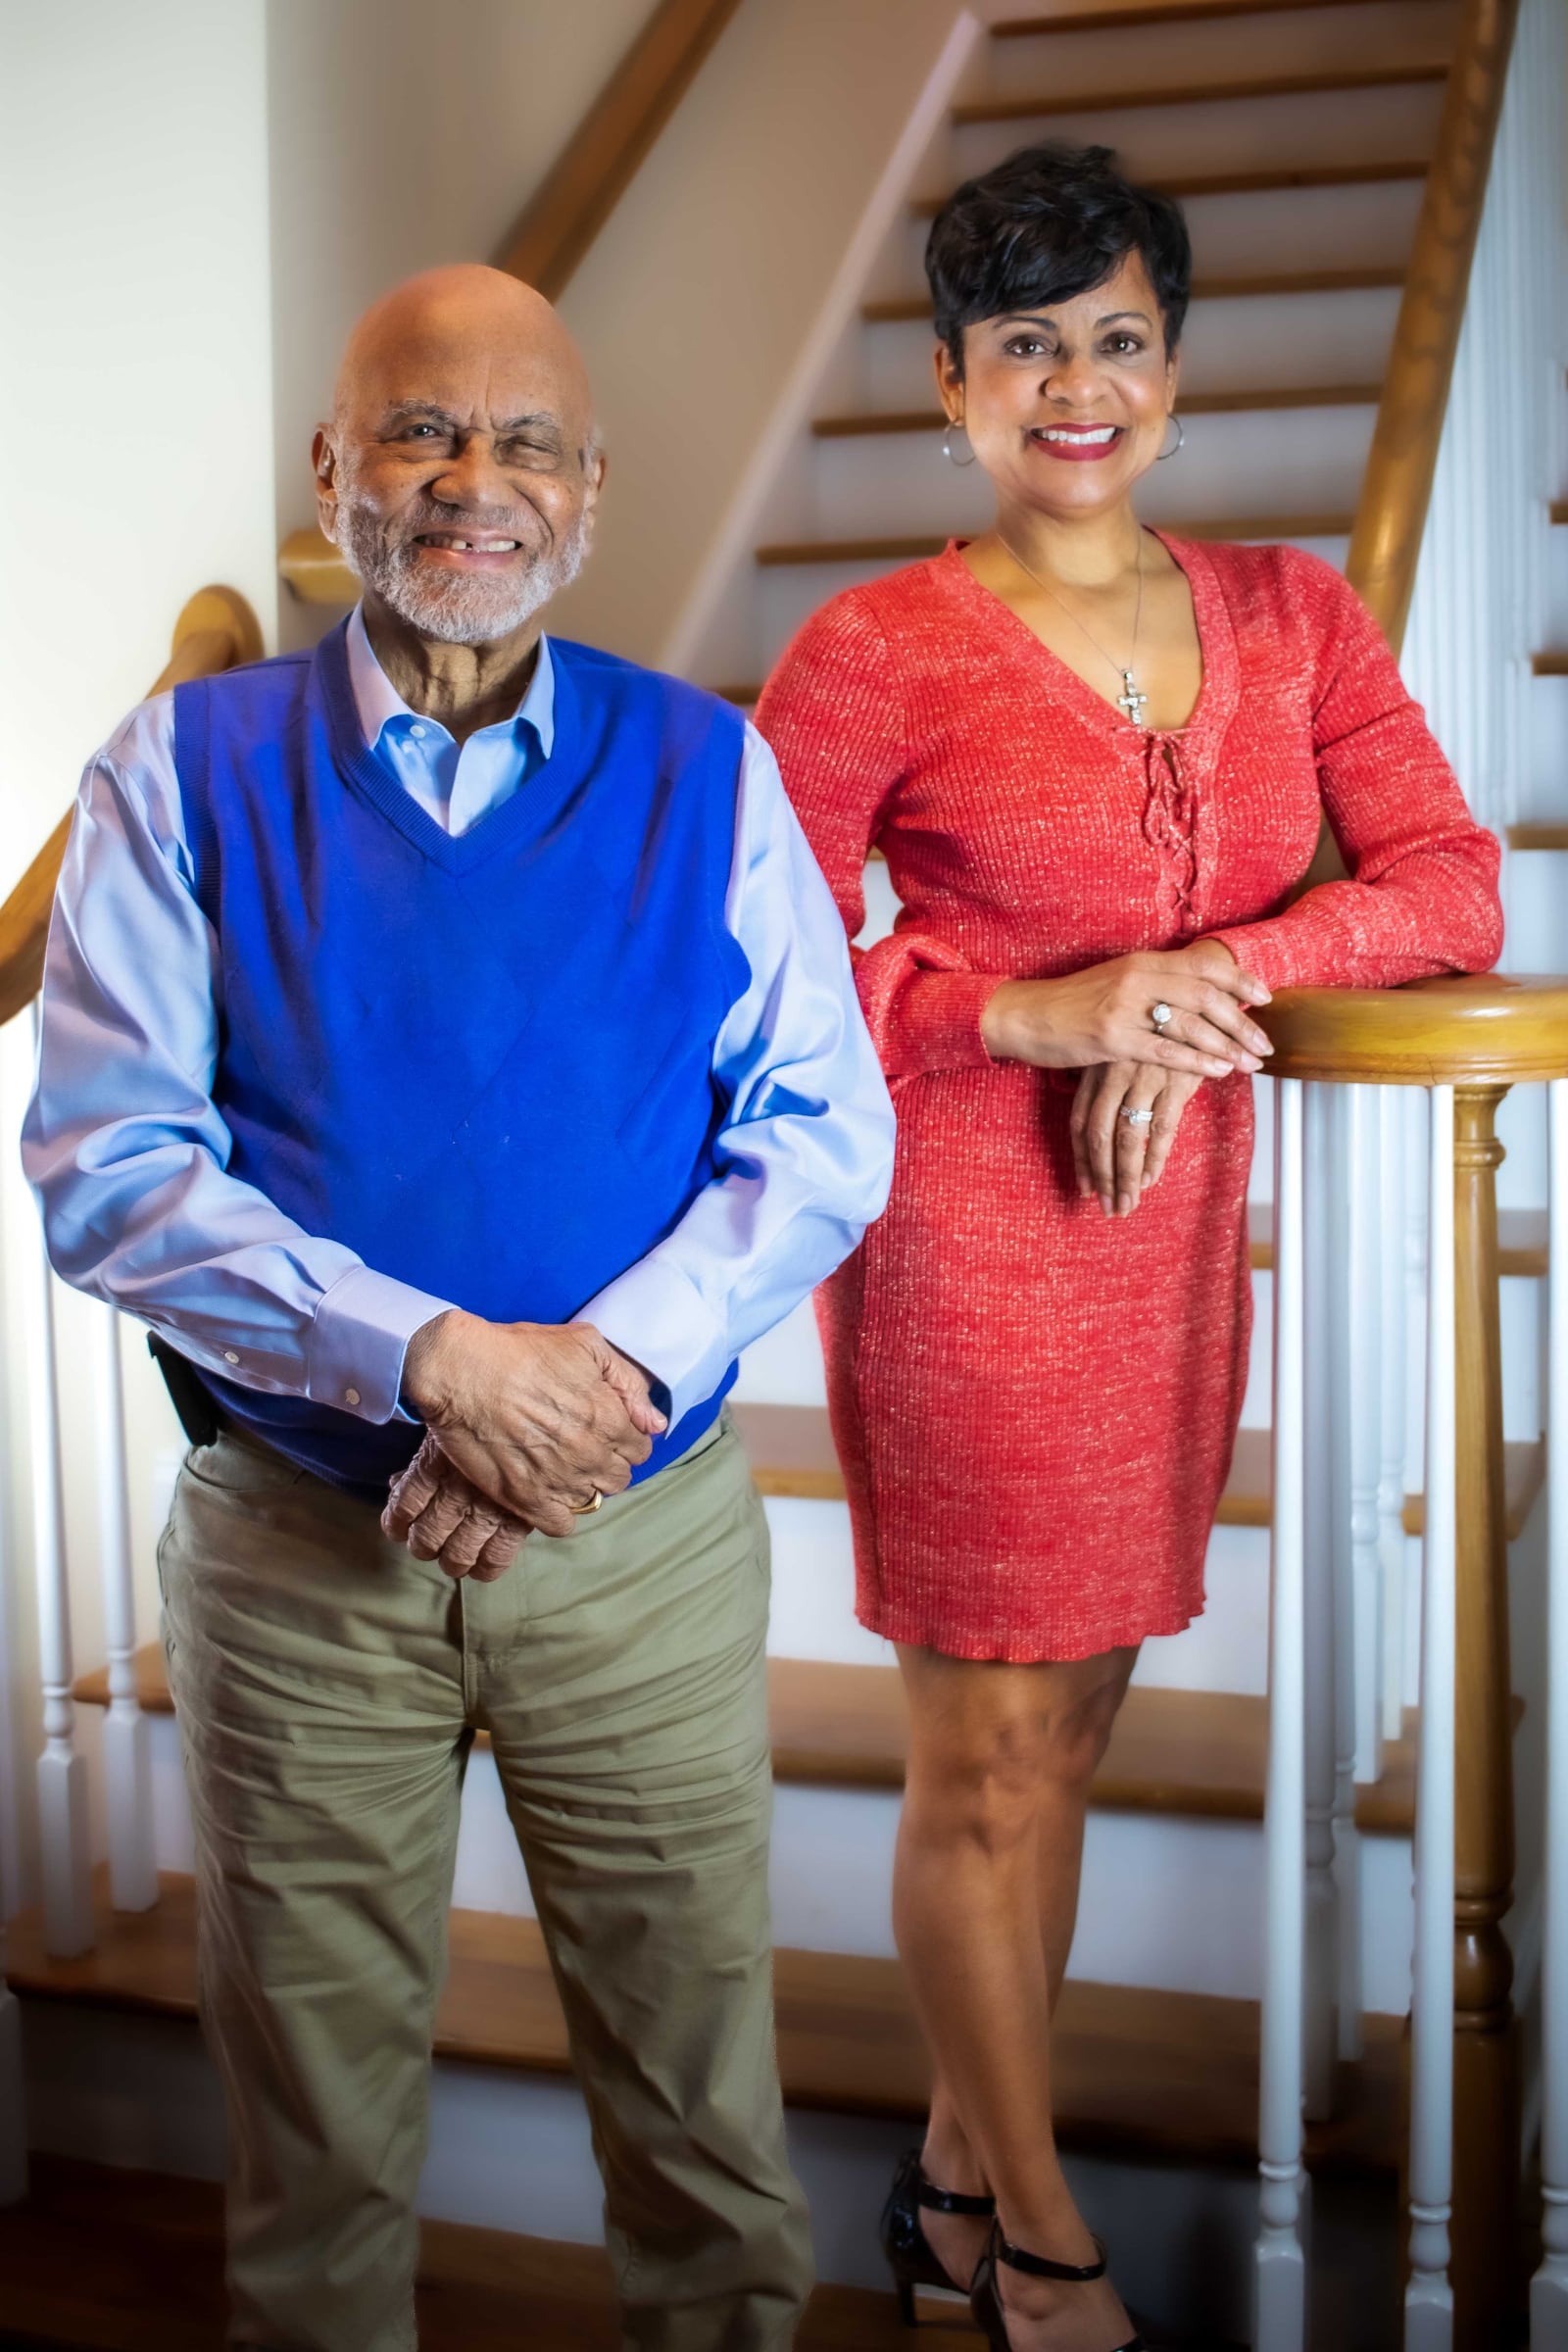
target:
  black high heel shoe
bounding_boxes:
[881,2145,997,2326]
[970,2221,1146,2351]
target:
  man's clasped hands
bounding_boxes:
[383,1310,665,1582]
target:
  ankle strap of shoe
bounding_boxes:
[994,2227,1107,2282]
[915,2172,996,2217]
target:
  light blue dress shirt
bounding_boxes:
[24,611,896,1435]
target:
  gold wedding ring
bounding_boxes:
[578,1491,604,1515]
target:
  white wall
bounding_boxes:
[0,0,279,1904]
[265,0,658,648]
[0,0,279,890]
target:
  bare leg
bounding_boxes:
[894,1642,1138,2352]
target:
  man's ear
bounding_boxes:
[312,425,340,543]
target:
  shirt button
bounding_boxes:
[223,1350,240,1365]
[344,1387,361,1407]
[409,723,426,739]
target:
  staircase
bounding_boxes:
[5,2,1567,2348]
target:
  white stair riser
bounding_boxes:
[19,1998,1396,2332]
[810,404,1375,540]
[1544,517,1568,643]
[137,1707,1414,2009]
[951,81,1446,191]
[1505,848,1568,979]
[987,0,1456,103]
[856,288,1399,410]
[1530,674,1568,813]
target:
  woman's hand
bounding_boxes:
[1071,1063,1203,1218]
[981,940,1272,1079]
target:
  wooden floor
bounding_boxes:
[0,2156,978,2351]
[8,1871,1405,2179]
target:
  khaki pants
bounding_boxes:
[158,1411,812,2352]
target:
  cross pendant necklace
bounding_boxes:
[1116,670,1148,725]
[999,530,1149,728]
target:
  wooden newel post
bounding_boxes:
[1450,1082,1521,2349]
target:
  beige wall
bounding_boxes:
[552,0,972,662]
[265,0,658,646]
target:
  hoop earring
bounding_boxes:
[1156,413,1185,462]
[942,418,977,467]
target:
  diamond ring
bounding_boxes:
[1151,1002,1174,1032]
[1119,1106,1154,1127]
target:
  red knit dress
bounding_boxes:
[755,536,1503,1663]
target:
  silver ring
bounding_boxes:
[1119,1106,1154,1127]
[1151,1001,1174,1032]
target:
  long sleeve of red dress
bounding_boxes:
[755,536,1502,1662]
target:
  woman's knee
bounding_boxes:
[902,1651,1137,1847]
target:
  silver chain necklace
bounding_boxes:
[998,530,1149,726]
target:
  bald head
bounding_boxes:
[332,265,596,445]
[315,264,604,649]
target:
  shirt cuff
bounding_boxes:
[307,1264,457,1424]
[576,1253,731,1434]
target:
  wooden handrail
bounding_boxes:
[0,587,262,1028]
[494,0,743,297]
[1345,0,1520,652]
[1257,974,1568,1085]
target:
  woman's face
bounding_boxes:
[936,248,1179,524]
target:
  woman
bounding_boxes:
[755,142,1502,2352]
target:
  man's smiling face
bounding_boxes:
[315,266,605,648]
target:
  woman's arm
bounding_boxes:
[1208,555,1504,991]
[756,590,1009,1079]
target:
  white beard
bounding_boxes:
[336,497,589,645]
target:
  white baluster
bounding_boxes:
[0,1907,24,2205]
[1532,1077,1568,2343]
[94,1303,157,1913]
[1335,1086,1368,2058]
[25,1009,93,1959]
[1379,1087,1410,1746]
[1406,1085,1457,2349]
[1256,1074,1307,2352]
[1303,1084,1340,2121]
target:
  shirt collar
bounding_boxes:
[344,603,556,760]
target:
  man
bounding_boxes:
[24,265,895,2352]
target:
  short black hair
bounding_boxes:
[925,140,1192,371]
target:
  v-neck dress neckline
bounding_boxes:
[939,527,1241,760]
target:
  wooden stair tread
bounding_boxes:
[1508,823,1568,852]
[812,385,1381,436]
[69,1642,1418,1832]
[756,515,1354,564]
[911,159,1429,217]
[5,1871,1404,2177]
[0,2153,956,2352]
[1246,1198,1547,1277]
[729,1400,1545,1544]
[953,64,1446,124]
[863,266,1403,320]
[996,0,1439,30]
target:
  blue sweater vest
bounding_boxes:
[172,621,750,1498]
